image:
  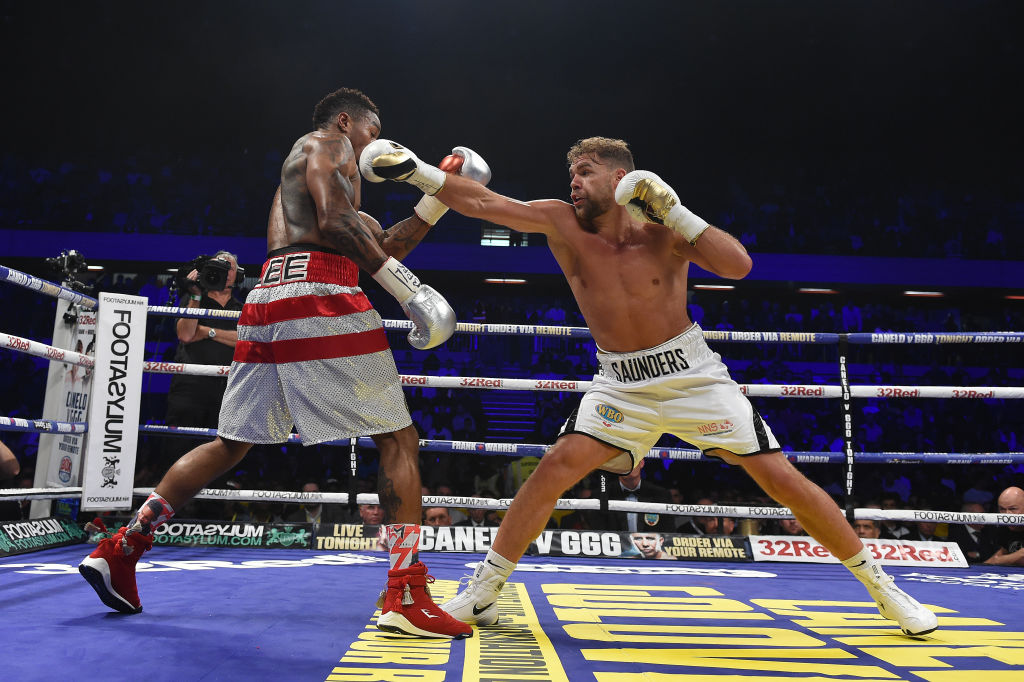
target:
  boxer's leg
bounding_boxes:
[443,434,621,625]
[373,424,471,638]
[718,448,937,635]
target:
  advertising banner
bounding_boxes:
[0,518,87,557]
[750,534,968,567]
[314,525,752,561]
[153,521,313,549]
[42,308,96,489]
[81,293,148,510]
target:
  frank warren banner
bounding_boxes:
[81,293,148,511]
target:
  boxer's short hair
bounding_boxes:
[567,137,634,171]
[313,87,379,129]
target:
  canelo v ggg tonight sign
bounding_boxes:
[81,293,148,511]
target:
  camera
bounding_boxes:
[46,249,87,277]
[45,249,93,296]
[176,254,244,295]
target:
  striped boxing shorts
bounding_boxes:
[558,323,780,474]
[217,245,412,445]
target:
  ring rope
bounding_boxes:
[146,303,1024,344]
[2,332,95,368]
[0,339,1016,401]
[0,265,98,308]
[4,266,1023,345]
[1,417,1020,465]
[2,485,1021,528]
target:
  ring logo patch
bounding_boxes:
[698,419,735,436]
[595,404,624,423]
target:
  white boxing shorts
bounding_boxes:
[558,323,780,474]
[217,245,412,445]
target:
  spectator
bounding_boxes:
[285,482,345,525]
[608,458,676,533]
[983,487,1024,567]
[776,517,807,536]
[423,506,452,527]
[878,494,911,540]
[455,491,497,528]
[852,519,882,539]
[358,504,385,526]
[947,502,995,564]
[677,498,736,536]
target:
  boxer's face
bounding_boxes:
[344,111,381,161]
[569,153,622,221]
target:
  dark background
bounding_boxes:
[1,2,1022,511]
[2,0,1021,228]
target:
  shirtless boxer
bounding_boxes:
[360,136,939,636]
[80,88,490,639]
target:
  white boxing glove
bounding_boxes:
[413,145,493,225]
[359,139,446,195]
[372,257,456,349]
[615,170,709,245]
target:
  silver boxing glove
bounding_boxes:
[372,257,456,349]
[414,145,493,225]
[402,285,457,350]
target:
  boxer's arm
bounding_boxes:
[361,139,559,235]
[436,174,563,235]
[307,141,388,273]
[672,227,753,280]
[358,211,433,262]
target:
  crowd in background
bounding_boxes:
[2,151,1024,259]
[1,151,1022,558]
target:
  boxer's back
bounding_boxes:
[269,132,358,251]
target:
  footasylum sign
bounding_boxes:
[0,518,87,557]
[152,521,312,549]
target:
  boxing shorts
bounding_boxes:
[558,323,780,474]
[217,245,412,445]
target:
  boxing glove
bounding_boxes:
[615,170,709,245]
[360,139,446,195]
[372,257,456,349]
[414,146,493,224]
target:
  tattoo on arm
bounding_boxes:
[322,210,388,272]
[379,215,432,261]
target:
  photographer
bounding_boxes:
[161,251,243,469]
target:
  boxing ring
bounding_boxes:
[2,263,1024,681]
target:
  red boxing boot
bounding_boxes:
[79,526,153,614]
[377,562,473,639]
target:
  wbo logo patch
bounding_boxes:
[595,404,624,423]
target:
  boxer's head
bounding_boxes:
[567,137,634,222]
[313,87,381,158]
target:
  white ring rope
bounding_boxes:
[132,362,1024,400]
[2,486,1022,528]
[2,332,94,368]
[0,335,1014,399]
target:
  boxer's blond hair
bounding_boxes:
[566,137,634,171]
